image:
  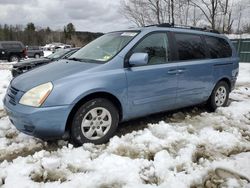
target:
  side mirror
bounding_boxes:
[129,53,148,66]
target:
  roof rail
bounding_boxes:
[146,23,220,34]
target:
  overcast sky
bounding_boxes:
[0,0,135,33]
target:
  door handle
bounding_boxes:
[167,69,178,75]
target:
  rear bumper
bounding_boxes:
[3,96,73,140]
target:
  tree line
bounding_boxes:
[0,22,103,47]
[122,0,250,34]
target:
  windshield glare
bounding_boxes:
[69,31,138,63]
[47,49,68,59]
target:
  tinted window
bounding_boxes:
[28,46,39,50]
[2,43,22,49]
[205,36,232,58]
[131,33,169,65]
[175,33,206,61]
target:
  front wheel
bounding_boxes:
[34,54,40,58]
[207,81,229,112]
[9,55,20,62]
[70,98,119,145]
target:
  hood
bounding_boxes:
[13,58,51,67]
[11,59,100,91]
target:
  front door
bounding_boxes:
[125,32,178,119]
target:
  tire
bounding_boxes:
[9,55,20,62]
[70,98,119,145]
[34,54,40,58]
[207,81,229,112]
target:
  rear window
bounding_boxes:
[28,46,39,50]
[204,36,232,58]
[175,33,206,61]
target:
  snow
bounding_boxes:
[226,33,250,40]
[43,51,52,57]
[0,63,249,187]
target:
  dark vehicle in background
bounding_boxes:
[0,41,26,62]
[27,46,44,58]
[12,48,79,77]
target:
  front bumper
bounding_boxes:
[3,96,73,140]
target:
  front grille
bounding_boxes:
[7,86,19,105]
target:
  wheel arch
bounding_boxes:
[65,91,123,132]
[216,77,231,91]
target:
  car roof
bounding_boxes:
[0,41,24,44]
[112,24,227,40]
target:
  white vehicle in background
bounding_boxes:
[43,43,72,52]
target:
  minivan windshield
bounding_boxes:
[68,31,139,63]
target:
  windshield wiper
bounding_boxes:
[67,57,85,61]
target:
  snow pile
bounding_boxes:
[0,64,249,187]
[0,70,12,109]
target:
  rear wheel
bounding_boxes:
[70,98,119,145]
[34,54,40,58]
[9,55,20,62]
[207,81,229,111]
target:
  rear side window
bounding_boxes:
[175,33,206,61]
[204,36,232,58]
[131,32,169,65]
[2,43,22,49]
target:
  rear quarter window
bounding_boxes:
[174,33,206,61]
[204,36,232,58]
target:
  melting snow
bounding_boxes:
[0,62,249,187]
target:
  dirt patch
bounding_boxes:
[5,130,18,139]
[66,163,90,174]
[111,139,187,161]
[140,164,160,185]
[225,146,250,157]
[99,181,125,188]
[192,145,224,164]
[240,129,250,141]
[191,168,250,188]
[30,167,67,183]
[0,143,44,162]
[0,141,65,162]
[0,109,6,119]
[111,144,155,160]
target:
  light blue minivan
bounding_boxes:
[4,24,239,145]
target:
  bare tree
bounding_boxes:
[190,0,219,29]
[121,0,149,26]
[121,0,175,26]
[121,0,249,33]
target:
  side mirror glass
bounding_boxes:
[129,53,148,66]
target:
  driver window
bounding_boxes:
[131,33,169,65]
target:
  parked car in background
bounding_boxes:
[27,46,44,58]
[0,41,26,62]
[12,48,79,77]
[4,24,239,145]
[43,43,72,52]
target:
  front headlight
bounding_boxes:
[19,82,53,107]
